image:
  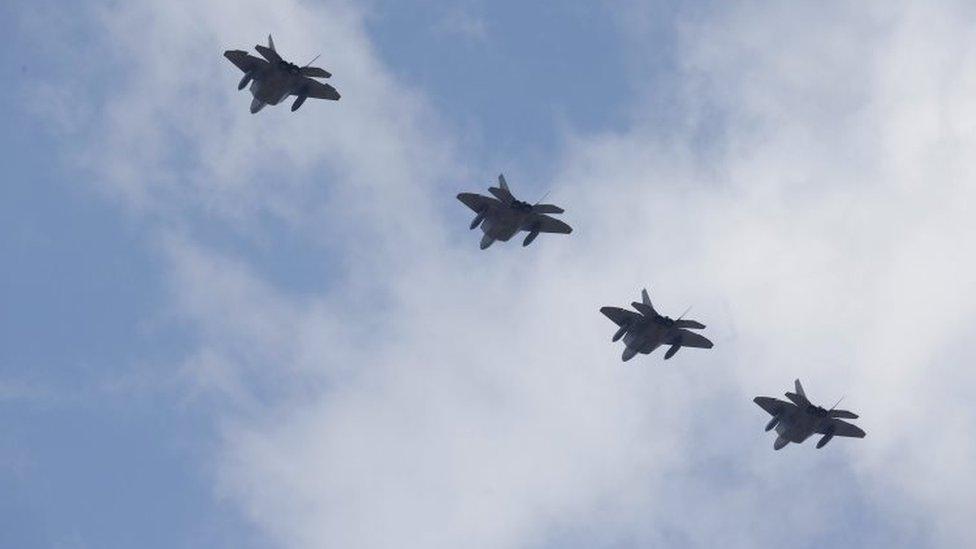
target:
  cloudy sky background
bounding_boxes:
[3,0,976,547]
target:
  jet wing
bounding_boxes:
[224,50,267,73]
[819,419,866,438]
[754,397,792,416]
[457,193,498,213]
[600,306,640,327]
[298,78,341,101]
[534,214,572,234]
[675,329,713,349]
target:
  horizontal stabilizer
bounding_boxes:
[674,319,705,330]
[533,203,564,215]
[829,410,859,420]
[675,329,713,349]
[821,419,866,439]
[300,66,332,79]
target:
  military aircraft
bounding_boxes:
[457,174,572,249]
[600,289,713,362]
[224,35,340,113]
[754,379,866,450]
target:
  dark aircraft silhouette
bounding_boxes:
[457,174,572,249]
[224,34,339,113]
[600,289,713,362]
[754,379,866,450]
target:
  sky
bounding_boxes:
[2,0,976,547]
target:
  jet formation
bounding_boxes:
[754,379,866,450]
[224,35,339,113]
[225,34,866,453]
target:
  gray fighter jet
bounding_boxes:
[600,289,713,362]
[224,35,339,114]
[457,174,572,249]
[754,380,866,450]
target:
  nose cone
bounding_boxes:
[250,98,265,114]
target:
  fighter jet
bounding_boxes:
[754,379,866,450]
[600,289,713,362]
[457,174,572,249]
[224,35,340,114]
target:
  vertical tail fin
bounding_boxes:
[641,289,657,315]
[498,173,509,191]
[268,34,276,51]
[785,378,809,406]
[631,288,658,317]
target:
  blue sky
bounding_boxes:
[3,1,976,548]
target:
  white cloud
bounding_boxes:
[36,0,976,547]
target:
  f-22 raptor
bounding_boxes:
[600,289,713,362]
[457,174,572,249]
[754,379,866,450]
[224,35,340,113]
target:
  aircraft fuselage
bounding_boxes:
[477,206,540,248]
[247,67,302,112]
[771,407,829,448]
[617,318,687,361]
[621,321,667,356]
[479,207,533,241]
